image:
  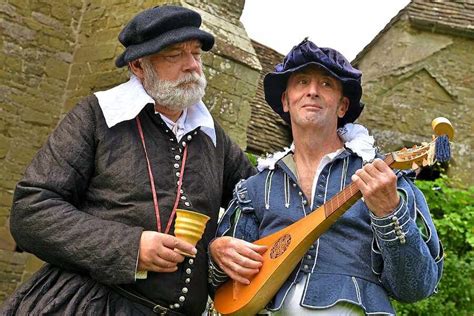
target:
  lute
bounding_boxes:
[214,117,454,316]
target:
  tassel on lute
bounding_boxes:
[435,135,451,162]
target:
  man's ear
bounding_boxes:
[281,92,289,113]
[337,97,350,118]
[129,59,145,81]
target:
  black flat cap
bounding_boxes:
[115,5,215,67]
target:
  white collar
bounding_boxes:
[257,123,376,171]
[337,123,376,162]
[93,75,216,146]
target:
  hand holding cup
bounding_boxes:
[174,209,210,257]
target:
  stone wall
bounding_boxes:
[0,0,260,303]
[355,15,473,182]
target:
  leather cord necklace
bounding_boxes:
[136,116,188,234]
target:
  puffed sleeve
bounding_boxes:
[208,179,260,293]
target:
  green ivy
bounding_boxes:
[245,152,259,167]
[393,176,474,315]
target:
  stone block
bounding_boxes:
[9,91,36,108]
[211,54,226,71]
[31,12,63,30]
[238,98,252,122]
[11,252,28,265]
[30,0,52,14]
[44,57,70,79]
[10,263,27,274]
[0,227,15,251]
[2,41,22,57]
[235,80,257,98]
[82,6,106,22]
[92,28,120,44]
[211,94,238,123]
[0,19,36,42]
[0,204,9,218]
[106,14,127,28]
[0,214,8,228]
[201,51,214,67]
[9,0,28,11]
[49,36,72,52]
[4,55,23,74]
[6,141,40,166]
[19,108,54,126]
[92,60,122,73]
[40,24,72,41]
[0,250,12,263]
[0,272,13,283]
[25,255,44,273]
[37,79,67,99]
[10,91,62,119]
[64,74,83,92]
[69,63,93,77]
[36,31,60,52]
[0,172,18,192]
[74,44,117,63]
[234,66,260,86]
[208,72,233,94]
[101,0,131,5]
[0,117,5,131]
[22,63,44,77]
[0,190,12,207]
[0,135,10,159]
[8,124,52,148]
[55,51,74,63]
[51,5,74,22]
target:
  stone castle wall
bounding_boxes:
[356,16,473,182]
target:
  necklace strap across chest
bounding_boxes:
[136,116,188,234]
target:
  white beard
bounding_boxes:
[141,59,207,111]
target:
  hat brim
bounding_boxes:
[264,62,363,126]
[115,26,214,67]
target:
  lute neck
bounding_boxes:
[322,155,395,218]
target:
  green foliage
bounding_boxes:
[245,152,258,167]
[393,176,474,316]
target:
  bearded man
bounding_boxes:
[2,6,254,316]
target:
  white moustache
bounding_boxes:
[174,72,202,86]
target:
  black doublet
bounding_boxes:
[4,95,255,315]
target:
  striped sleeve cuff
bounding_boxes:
[208,239,229,287]
[370,191,410,244]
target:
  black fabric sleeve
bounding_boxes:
[10,96,143,284]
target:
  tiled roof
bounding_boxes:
[408,0,474,37]
[246,40,291,154]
